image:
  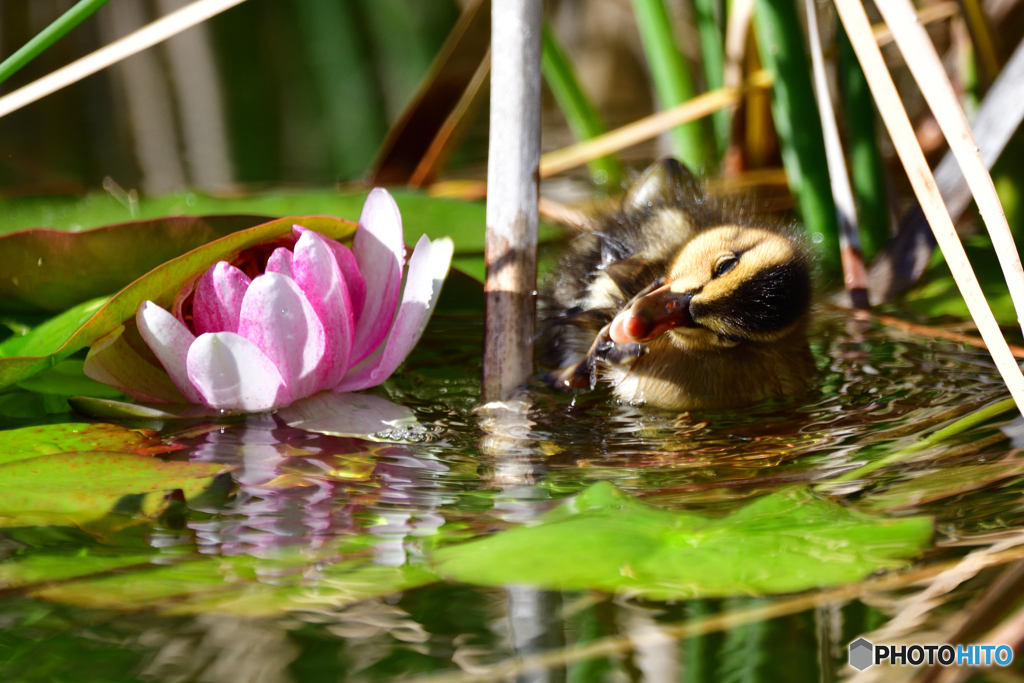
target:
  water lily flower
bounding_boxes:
[88,189,453,412]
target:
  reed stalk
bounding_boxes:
[0,0,248,120]
[0,0,112,85]
[832,0,1024,417]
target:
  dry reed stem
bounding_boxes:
[806,0,868,306]
[0,0,247,120]
[539,70,773,179]
[407,543,1024,683]
[724,0,755,89]
[833,0,1024,417]
[875,0,1024,339]
[872,2,959,47]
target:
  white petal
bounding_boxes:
[136,301,204,404]
[335,236,453,392]
[186,332,292,411]
[351,188,405,365]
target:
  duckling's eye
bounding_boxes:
[712,253,739,279]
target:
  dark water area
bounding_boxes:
[0,309,1021,682]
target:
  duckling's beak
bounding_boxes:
[608,284,694,344]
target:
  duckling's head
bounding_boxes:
[608,224,811,350]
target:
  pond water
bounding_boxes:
[0,302,1020,683]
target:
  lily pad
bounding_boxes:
[0,552,155,590]
[0,451,229,527]
[66,396,226,421]
[858,455,1024,512]
[0,216,355,391]
[0,215,270,314]
[0,422,181,465]
[15,360,123,399]
[433,482,933,599]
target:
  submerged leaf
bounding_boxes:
[433,482,933,598]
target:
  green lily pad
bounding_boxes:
[0,422,180,465]
[0,215,269,314]
[858,455,1024,513]
[15,360,123,399]
[0,451,229,527]
[433,482,933,599]
[0,215,355,391]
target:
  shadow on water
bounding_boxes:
[0,310,1021,682]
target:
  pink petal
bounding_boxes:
[293,225,366,321]
[350,188,405,365]
[292,229,355,388]
[84,324,189,403]
[193,262,251,335]
[136,301,204,404]
[186,332,292,411]
[335,236,453,392]
[237,272,327,400]
[266,247,295,278]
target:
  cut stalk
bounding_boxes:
[0,0,249,120]
[752,0,840,274]
[832,0,1024,417]
[875,0,1024,340]
[540,23,621,191]
[482,0,542,402]
[0,0,112,85]
[630,0,707,170]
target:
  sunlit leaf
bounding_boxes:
[0,452,229,527]
[0,215,269,313]
[433,482,933,598]
[0,422,180,465]
[14,360,122,399]
[0,216,355,391]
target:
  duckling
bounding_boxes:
[539,158,815,411]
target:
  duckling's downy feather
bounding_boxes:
[539,159,815,410]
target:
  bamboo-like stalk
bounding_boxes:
[482,0,542,403]
[0,0,112,85]
[871,1,959,47]
[832,0,1024,416]
[875,0,1024,340]
[0,0,248,120]
[541,23,621,190]
[805,0,868,307]
[539,71,772,179]
[724,0,755,89]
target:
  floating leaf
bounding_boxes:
[66,396,225,421]
[15,360,122,399]
[0,451,230,527]
[0,422,181,465]
[0,215,269,314]
[279,392,418,441]
[0,216,355,391]
[433,482,933,599]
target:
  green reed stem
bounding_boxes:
[828,397,1016,483]
[630,0,708,171]
[541,23,622,192]
[692,0,729,160]
[752,0,840,275]
[0,0,112,85]
[837,23,890,263]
